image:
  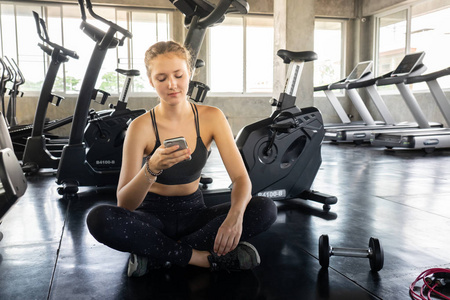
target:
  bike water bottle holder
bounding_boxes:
[91,89,110,105]
[49,93,65,106]
[8,89,24,98]
[188,81,210,103]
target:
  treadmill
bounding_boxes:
[324,52,442,144]
[315,61,387,128]
[370,66,450,153]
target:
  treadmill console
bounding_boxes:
[346,61,373,82]
[391,52,425,76]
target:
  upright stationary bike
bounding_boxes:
[22,11,79,171]
[56,0,145,195]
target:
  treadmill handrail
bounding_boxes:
[314,84,329,92]
[327,72,373,90]
[328,72,375,90]
[328,81,349,90]
[317,71,374,91]
[405,67,450,84]
[347,72,392,89]
[376,64,427,86]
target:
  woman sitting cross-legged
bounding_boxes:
[86,40,277,277]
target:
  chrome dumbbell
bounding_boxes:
[318,234,384,271]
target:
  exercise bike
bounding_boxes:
[0,111,28,242]
[0,58,13,117]
[23,12,140,173]
[3,57,25,128]
[56,0,145,195]
[21,11,79,171]
[173,0,337,211]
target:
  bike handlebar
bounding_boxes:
[79,0,132,40]
[197,0,248,28]
[32,11,79,59]
[0,59,12,89]
[10,58,25,85]
[226,0,249,14]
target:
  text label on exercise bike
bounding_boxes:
[257,189,286,199]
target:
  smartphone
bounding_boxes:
[163,137,191,161]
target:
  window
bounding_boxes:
[61,5,118,94]
[209,15,273,94]
[246,17,274,93]
[127,11,171,93]
[375,2,450,90]
[16,5,45,91]
[314,20,345,87]
[0,2,171,94]
[411,6,450,89]
[376,10,407,77]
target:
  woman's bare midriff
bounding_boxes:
[149,179,201,196]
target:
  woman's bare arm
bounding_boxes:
[116,117,155,210]
[205,107,252,255]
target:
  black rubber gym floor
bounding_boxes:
[1,142,450,300]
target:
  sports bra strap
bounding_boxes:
[150,104,200,143]
[149,108,160,143]
[190,103,201,137]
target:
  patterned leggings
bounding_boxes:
[86,189,277,267]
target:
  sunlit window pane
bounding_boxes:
[90,7,118,95]
[157,13,169,41]
[411,6,450,89]
[1,4,16,58]
[314,20,344,86]
[246,17,273,93]
[15,5,44,92]
[62,5,96,94]
[377,10,407,76]
[117,9,130,83]
[46,6,65,93]
[210,16,244,93]
[131,12,157,93]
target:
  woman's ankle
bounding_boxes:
[188,249,211,268]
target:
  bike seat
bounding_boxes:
[277,49,318,64]
[115,69,140,77]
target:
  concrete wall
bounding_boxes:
[316,0,356,18]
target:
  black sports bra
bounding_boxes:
[147,103,209,185]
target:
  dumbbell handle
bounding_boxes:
[330,247,373,258]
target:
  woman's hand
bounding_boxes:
[147,144,191,173]
[213,212,243,256]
